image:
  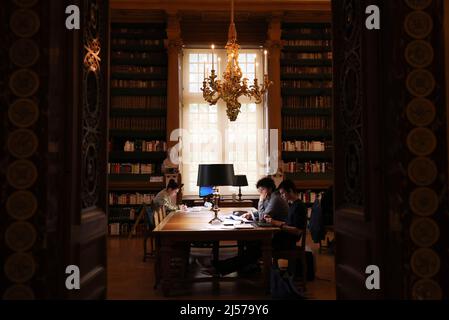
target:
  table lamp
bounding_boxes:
[197,164,234,223]
[233,175,248,201]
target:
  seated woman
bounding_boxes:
[153,179,187,212]
[266,179,307,250]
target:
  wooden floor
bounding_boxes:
[107,235,336,300]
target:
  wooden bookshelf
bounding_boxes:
[281,22,334,191]
[108,22,168,236]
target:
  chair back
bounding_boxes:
[142,204,155,230]
[152,204,167,228]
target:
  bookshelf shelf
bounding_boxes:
[281,88,332,96]
[281,73,332,81]
[111,44,165,52]
[281,22,334,192]
[280,59,332,67]
[109,130,166,139]
[111,31,167,39]
[282,151,333,161]
[110,108,166,117]
[282,108,331,116]
[109,151,167,162]
[108,180,165,191]
[282,46,332,52]
[111,88,167,96]
[111,58,168,66]
[108,22,168,236]
[282,33,332,40]
[111,73,167,80]
[283,130,332,140]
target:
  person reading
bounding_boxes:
[153,179,187,212]
[211,177,289,276]
[242,177,289,222]
[266,179,307,250]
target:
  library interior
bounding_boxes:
[0,0,448,300]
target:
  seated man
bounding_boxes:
[243,177,289,222]
[266,179,307,251]
[153,179,187,212]
[212,177,289,276]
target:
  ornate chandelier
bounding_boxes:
[201,0,272,121]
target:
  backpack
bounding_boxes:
[270,266,305,300]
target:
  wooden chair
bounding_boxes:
[272,226,308,292]
[143,204,167,262]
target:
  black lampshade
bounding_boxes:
[197,164,235,187]
[233,175,248,187]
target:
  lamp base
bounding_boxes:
[209,208,223,224]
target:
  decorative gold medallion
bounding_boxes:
[410,187,439,216]
[405,40,434,68]
[405,0,432,10]
[10,39,40,67]
[2,285,35,300]
[7,129,39,159]
[13,0,39,7]
[5,222,37,252]
[6,191,38,220]
[406,98,435,127]
[412,279,442,300]
[10,9,40,37]
[410,218,439,247]
[4,253,36,283]
[408,157,437,186]
[6,160,38,189]
[8,99,39,128]
[406,70,435,97]
[406,128,436,156]
[411,248,440,278]
[9,69,40,97]
[404,11,433,39]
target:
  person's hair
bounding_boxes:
[166,179,183,190]
[278,179,297,194]
[256,177,276,192]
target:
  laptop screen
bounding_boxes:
[199,186,214,198]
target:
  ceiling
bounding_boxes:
[110,0,331,47]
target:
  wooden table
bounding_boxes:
[152,207,279,296]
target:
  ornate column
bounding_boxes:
[166,12,183,152]
[266,13,283,173]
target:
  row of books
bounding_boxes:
[109,192,155,205]
[111,96,167,109]
[283,161,333,174]
[283,40,331,47]
[111,51,166,60]
[282,140,332,152]
[118,140,167,152]
[281,66,332,75]
[111,65,167,74]
[299,191,325,204]
[112,38,162,46]
[111,80,167,89]
[281,80,332,89]
[109,117,166,130]
[108,163,160,174]
[282,116,331,130]
[284,27,332,35]
[282,52,332,60]
[282,96,332,108]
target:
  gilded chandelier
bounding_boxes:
[201,0,272,121]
